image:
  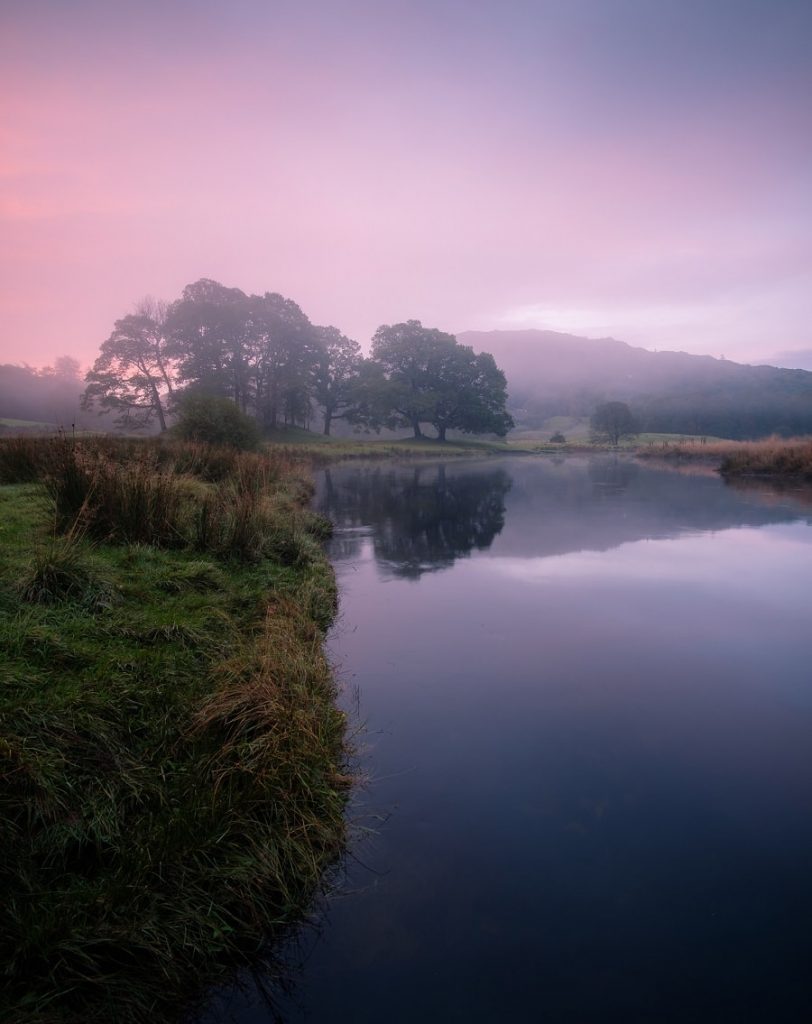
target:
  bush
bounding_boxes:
[172,395,262,451]
[549,431,566,443]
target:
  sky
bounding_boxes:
[1,0,811,369]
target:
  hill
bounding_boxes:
[458,330,812,440]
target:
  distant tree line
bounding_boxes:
[0,358,84,430]
[510,372,812,442]
[81,279,514,440]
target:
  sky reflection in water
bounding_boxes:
[220,456,812,1024]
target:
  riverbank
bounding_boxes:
[636,435,812,480]
[0,437,350,1023]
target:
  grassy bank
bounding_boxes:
[262,427,735,461]
[264,428,523,461]
[0,437,349,1023]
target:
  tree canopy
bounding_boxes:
[83,299,174,430]
[371,320,513,439]
[81,283,514,441]
[590,401,639,445]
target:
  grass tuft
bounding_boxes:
[16,536,117,611]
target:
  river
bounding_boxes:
[208,455,812,1023]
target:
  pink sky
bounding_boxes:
[2,0,811,370]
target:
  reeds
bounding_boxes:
[635,434,812,480]
[719,438,812,479]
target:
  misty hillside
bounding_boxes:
[459,330,812,439]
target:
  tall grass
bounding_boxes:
[0,436,309,560]
[636,434,812,480]
[719,438,812,479]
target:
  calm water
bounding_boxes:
[211,456,812,1023]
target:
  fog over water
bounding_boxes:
[208,456,812,1024]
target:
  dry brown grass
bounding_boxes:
[636,435,812,479]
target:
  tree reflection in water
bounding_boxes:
[318,464,511,578]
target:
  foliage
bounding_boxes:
[311,326,365,435]
[172,393,262,450]
[165,280,319,430]
[370,320,514,439]
[590,401,639,445]
[549,431,566,443]
[82,298,175,431]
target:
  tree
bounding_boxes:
[250,292,318,429]
[429,347,514,441]
[590,401,639,445]
[165,280,252,411]
[83,298,175,431]
[370,320,454,438]
[312,326,365,435]
[165,282,320,430]
[370,320,513,440]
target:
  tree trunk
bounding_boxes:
[437,424,447,441]
[412,417,423,439]
[323,411,332,436]
[151,383,167,432]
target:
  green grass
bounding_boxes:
[0,439,349,1023]
[267,432,521,461]
[263,428,743,461]
[0,418,58,429]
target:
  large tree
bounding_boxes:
[428,346,514,441]
[82,298,175,431]
[590,401,639,445]
[164,280,252,411]
[312,326,365,435]
[250,292,318,429]
[370,320,451,438]
[165,282,319,430]
[370,320,513,440]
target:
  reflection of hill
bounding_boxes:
[316,457,812,574]
[487,457,812,560]
[316,464,511,578]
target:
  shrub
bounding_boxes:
[172,395,262,451]
[549,431,566,444]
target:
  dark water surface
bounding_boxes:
[213,456,812,1023]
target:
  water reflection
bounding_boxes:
[212,456,812,1024]
[317,463,511,578]
[319,456,812,568]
